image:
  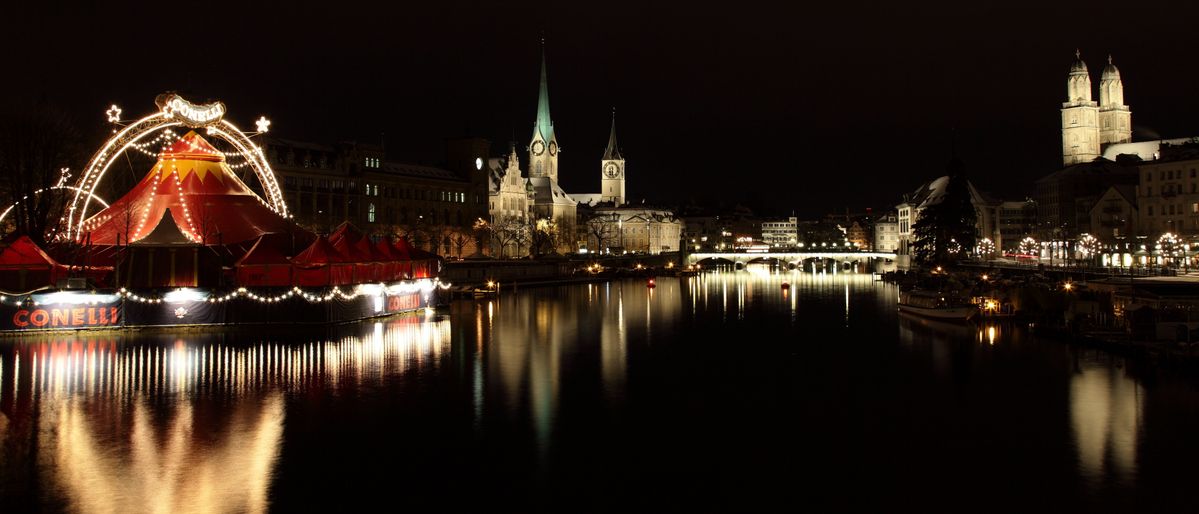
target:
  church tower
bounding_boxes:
[1062,50,1100,166]
[528,45,559,181]
[600,110,625,206]
[1098,55,1132,145]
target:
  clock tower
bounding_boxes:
[600,110,625,206]
[528,46,559,180]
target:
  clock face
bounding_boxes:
[604,162,620,178]
[548,141,558,156]
[531,140,545,156]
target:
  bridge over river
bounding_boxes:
[686,252,898,269]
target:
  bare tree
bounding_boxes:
[0,99,86,245]
[489,216,527,258]
[585,212,618,254]
[529,217,560,257]
[424,223,452,256]
[449,229,472,259]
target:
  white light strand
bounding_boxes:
[1,280,451,307]
[69,96,289,241]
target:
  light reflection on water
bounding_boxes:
[0,271,1190,510]
[0,315,450,513]
[1071,355,1142,484]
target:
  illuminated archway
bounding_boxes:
[1,185,110,232]
[65,94,288,241]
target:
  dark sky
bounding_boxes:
[6,0,1199,217]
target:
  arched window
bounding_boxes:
[368,203,376,223]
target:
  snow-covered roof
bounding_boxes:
[907,175,988,210]
[1103,138,1198,161]
[572,193,602,206]
[528,177,576,206]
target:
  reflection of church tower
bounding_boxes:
[600,110,625,206]
[1098,55,1132,145]
[1062,50,1100,166]
[528,46,559,180]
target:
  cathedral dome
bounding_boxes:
[1070,51,1088,74]
[1102,55,1120,80]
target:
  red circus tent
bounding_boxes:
[234,234,294,286]
[394,238,439,279]
[79,131,296,246]
[291,236,355,286]
[0,235,68,291]
[375,238,411,281]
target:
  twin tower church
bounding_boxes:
[1061,50,1132,166]
[487,48,681,255]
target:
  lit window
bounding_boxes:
[368,203,376,223]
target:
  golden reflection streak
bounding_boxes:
[1071,358,1141,484]
[2,315,452,513]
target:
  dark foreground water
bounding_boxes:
[2,270,1199,512]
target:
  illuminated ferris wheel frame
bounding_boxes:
[65,93,288,242]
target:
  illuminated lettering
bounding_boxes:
[30,310,48,327]
[88,308,99,325]
[387,294,420,312]
[13,310,28,327]
[72,308,85,325]
[161,95,226,127]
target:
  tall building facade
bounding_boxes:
[266,136,489,256]
[524,48,578,253]
[1136,142,1199,237]
[1062,51,1132,166]
[874,213,899,252]
[761,217,798,248]
[600,113,626,206]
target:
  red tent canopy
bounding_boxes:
[328,221,363,246]
[80,131,298,246]
[375,237,409,281]
[394,238,438,279]
[0,235,60,267]
[235,234,293,286]
[292,236,355,286]
[0,236,70,291]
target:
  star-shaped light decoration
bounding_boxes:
[105,104,121,123]
[255,116,271,133]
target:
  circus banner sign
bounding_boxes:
[2,292,123,330]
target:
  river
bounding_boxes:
[1,269,1198,512]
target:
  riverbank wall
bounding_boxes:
[442,253,680,287]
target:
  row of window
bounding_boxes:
[364,157,381,169]
[1144,168,1198,182]
[284,176,357,192]
[363,202,466,226]
[1146,203,1199,217]
[284,176,471,204]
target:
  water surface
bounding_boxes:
[2,270,1198,512]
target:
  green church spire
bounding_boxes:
[533,42,554,142]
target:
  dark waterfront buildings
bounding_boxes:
[266,137,491,255]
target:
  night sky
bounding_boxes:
[7,1,1199,217]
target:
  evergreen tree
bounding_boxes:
[911,158,978,266]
